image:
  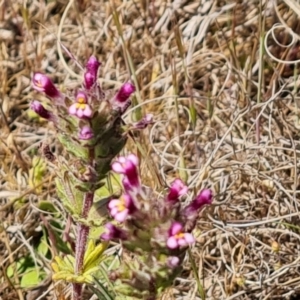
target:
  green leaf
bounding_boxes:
[37,234,49,257]
[38,201,58,213]
[190,105,197,127]
[58,133,89,160]
[20,268,45,288]
[49,220,72,254]
[90,276,114,300]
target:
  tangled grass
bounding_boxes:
[2,0,300,299]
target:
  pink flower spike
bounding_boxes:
[32,73,64,104]
[84,56,101,90]
[101,223,127,241]
[166,179,188,204]
[108,194,136,222]
[112,155,140,191]
[167,222,195,249]
[79,126,94,140]
[30,100,56,122]
[68,91,93,119]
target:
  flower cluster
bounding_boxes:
[100,154,213,298]
[31,56,152,187]
[31,56,139,146]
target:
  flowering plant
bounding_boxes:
[31,56,151,300]
[31,55,212,300]
[100,154,213,299]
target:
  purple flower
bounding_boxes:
[167,222,195,249]
[32,73,64,103]
[108,194,136,222]
[101,223,127,241]
[78,126,94,140]
[167,256,180,269]
[30,100,56,122]
[112,154,140,191]
[111,82,135,111]
[84,56,101,90]
[183,189,212,217]
[166,179,188,204]
[69,91,92,119]
[132,114,154,129]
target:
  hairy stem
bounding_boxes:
[73,191,95,300]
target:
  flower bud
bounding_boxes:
[101,223,127,241]
[111,82,135,111]
[78,126,94,140]
[166,179,188,204]
[167,256,180,269]
[84,56,101,90]
[183,188,212,217]
[30,100,56,122]
[32,73,64,103]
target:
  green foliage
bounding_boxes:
[52,240,108,284]
[29,156,47,191]
[6,255,46,288]
[20,268,46,288]
[58,133,89,161]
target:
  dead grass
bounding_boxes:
[2,0,300,299]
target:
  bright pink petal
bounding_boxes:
[178,238,188,247]
[69,104,77,115]
[110,207,119,216]
[77,109,85,118]
[118,156,126,164]
[83,105,92,117]
[127,154,139,165]
[184,233,195,244]
[112,162,125,173]
[115,209,128,222]
[108,199,119,209]
[167,237,178,249]
[170,222,183,235]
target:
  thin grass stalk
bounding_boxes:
[256,0,266,144]
[188,248,205,300]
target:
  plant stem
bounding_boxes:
[73,191,95,300]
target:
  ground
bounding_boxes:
[1,0,300,299]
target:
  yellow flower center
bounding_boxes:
[174,232,184,240]
[75,103,87,110]
[117,197,126,211]
[77,96,86,104]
